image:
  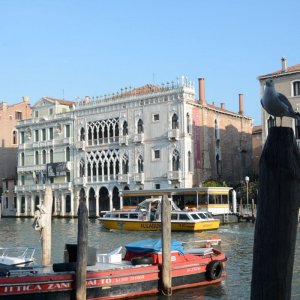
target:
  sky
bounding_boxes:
[1,0,299,125]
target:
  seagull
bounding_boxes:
[261,79,300,126]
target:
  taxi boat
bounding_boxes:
[0,239,226,299]
[98,198,220,231]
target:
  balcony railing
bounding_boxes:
[133,133,144,143]
[17,164,47,173]
[75,141,86,150]
[74,177,86,186]
[168,128,180,140]
[133,173,144,184]
[119,135,129,145]
[15,182,72,193]
[168,170,182,182]
[118,174,130,183]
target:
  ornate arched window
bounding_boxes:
[42,150,47,164]
[172,149,180,171]
[138,155,144,173]
[80,127,85,141]
[123,121,128,135]
[79,159,85,177]
[172,114,179,129]
[122,154,129,174]
[137,119,144,134]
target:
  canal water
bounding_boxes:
[0,218,299,299]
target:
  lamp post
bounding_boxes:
[245,176,249,208]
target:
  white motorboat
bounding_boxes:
[0,247,35,266]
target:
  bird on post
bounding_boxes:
[261,79,300,126]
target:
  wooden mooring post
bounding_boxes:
[41,186,53,266]
[251,127,300,300]
[76,190,88,300]
[161,194,172,296]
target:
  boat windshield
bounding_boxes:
[197,213,209,219]
[190,213,201,220]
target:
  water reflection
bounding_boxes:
[0,218,299,299]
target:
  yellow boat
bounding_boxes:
[98,198,220,232]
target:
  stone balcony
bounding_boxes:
[168,128,180,140]
[133,133,144,143]
[168,170,182,182]
[133,173,144,184]
[119,135,129,145]
[118,174,130,183]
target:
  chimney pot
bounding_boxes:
[198,78,206,105]
[281,57,287,72]
[239,94,244,115]
[23,96,29,103]
[221,103,225,110]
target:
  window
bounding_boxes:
[188,151,192,172]
[12,130,17,144]
[35,151,39,165]
[50,149,54,163]
[295,119,300,139]
[138,155,144,173]
[66,172,71,183]
[49,108,53,115]
[65,195,71,213]
[35,130,39,142]
[21,175,25,185]
[123,121,128,136]
[80,127,85,141]
[153,114,159,121]
[49,127,54,140]
[66,147,70,162]
[65,124,70,138]
[20,131,25,144]
[155,183,160,189]
[15,111,22,120]
[153,149,160,160]
[186,113,191,134]
[21,152,25,166]
[172,114,179,129]
[42,150,47,164]
[293,81,300,96]
[42,129,46,141]
[5,198,8,209]
[172,150,180,171]
[137,119,144,134]
[13,197,17,209]
[34,111,38,118]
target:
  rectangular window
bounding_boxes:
[153,114,160,121]
[65,124,70,138]
[42,129,46,141]
[15,111,22,120]
[49,127,54,140]
[153,149,160,160]
[34,111,39,118]
[35,130,39,142]
[49,108,53,115]
[5,198,8,209]
[155,183,160,189]
[20,132,25,144]
[66,172,70,182]
[13,197,17,209]
[293,81,300,97]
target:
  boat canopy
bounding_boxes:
[125,239,184,255]
[136,197,181,212]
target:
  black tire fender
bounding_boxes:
[131,256,153,266]
[206,260,223,280]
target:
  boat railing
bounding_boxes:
[0,247,36,261]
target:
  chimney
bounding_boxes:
[239,94,244,115]
[22,96,29,103]
[281,57,287,72]
[198,78,206,105]
[221,103,225,110]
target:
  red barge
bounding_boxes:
[0,239,227,299]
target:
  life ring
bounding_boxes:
[131,256,153,266]
[206,260,223,280]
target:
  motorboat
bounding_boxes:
[0,239,226,299]
[0,247,35,266]
[98,197,220,231]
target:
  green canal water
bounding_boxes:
[0,218,299,299]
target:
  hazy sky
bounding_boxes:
[1,0,299,125]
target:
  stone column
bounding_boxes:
[70,191,74,217]
[16,194,21,216]
[24,195,28,216]
[95,194,99,217]
[31,194,35,216]
[119,195,123,210]
[61,193,65,217]
[109,192,113,211]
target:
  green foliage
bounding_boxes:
[202,179,227,187]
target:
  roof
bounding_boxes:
[44,97,75,107]
[258,64,300,79]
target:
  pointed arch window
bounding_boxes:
[80,127,85,141]
[13,130,17,144]
[138,155,144,173]
[50,149,54,163]
[186,113,190,134]
[66,147,70,162]
[80,159,85,177]
[172,114,179,129]
[172,149,180,171]
[42,150,47,164]
[122,154,129,174]
[123,121,128,135]
[137,119,144,134]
